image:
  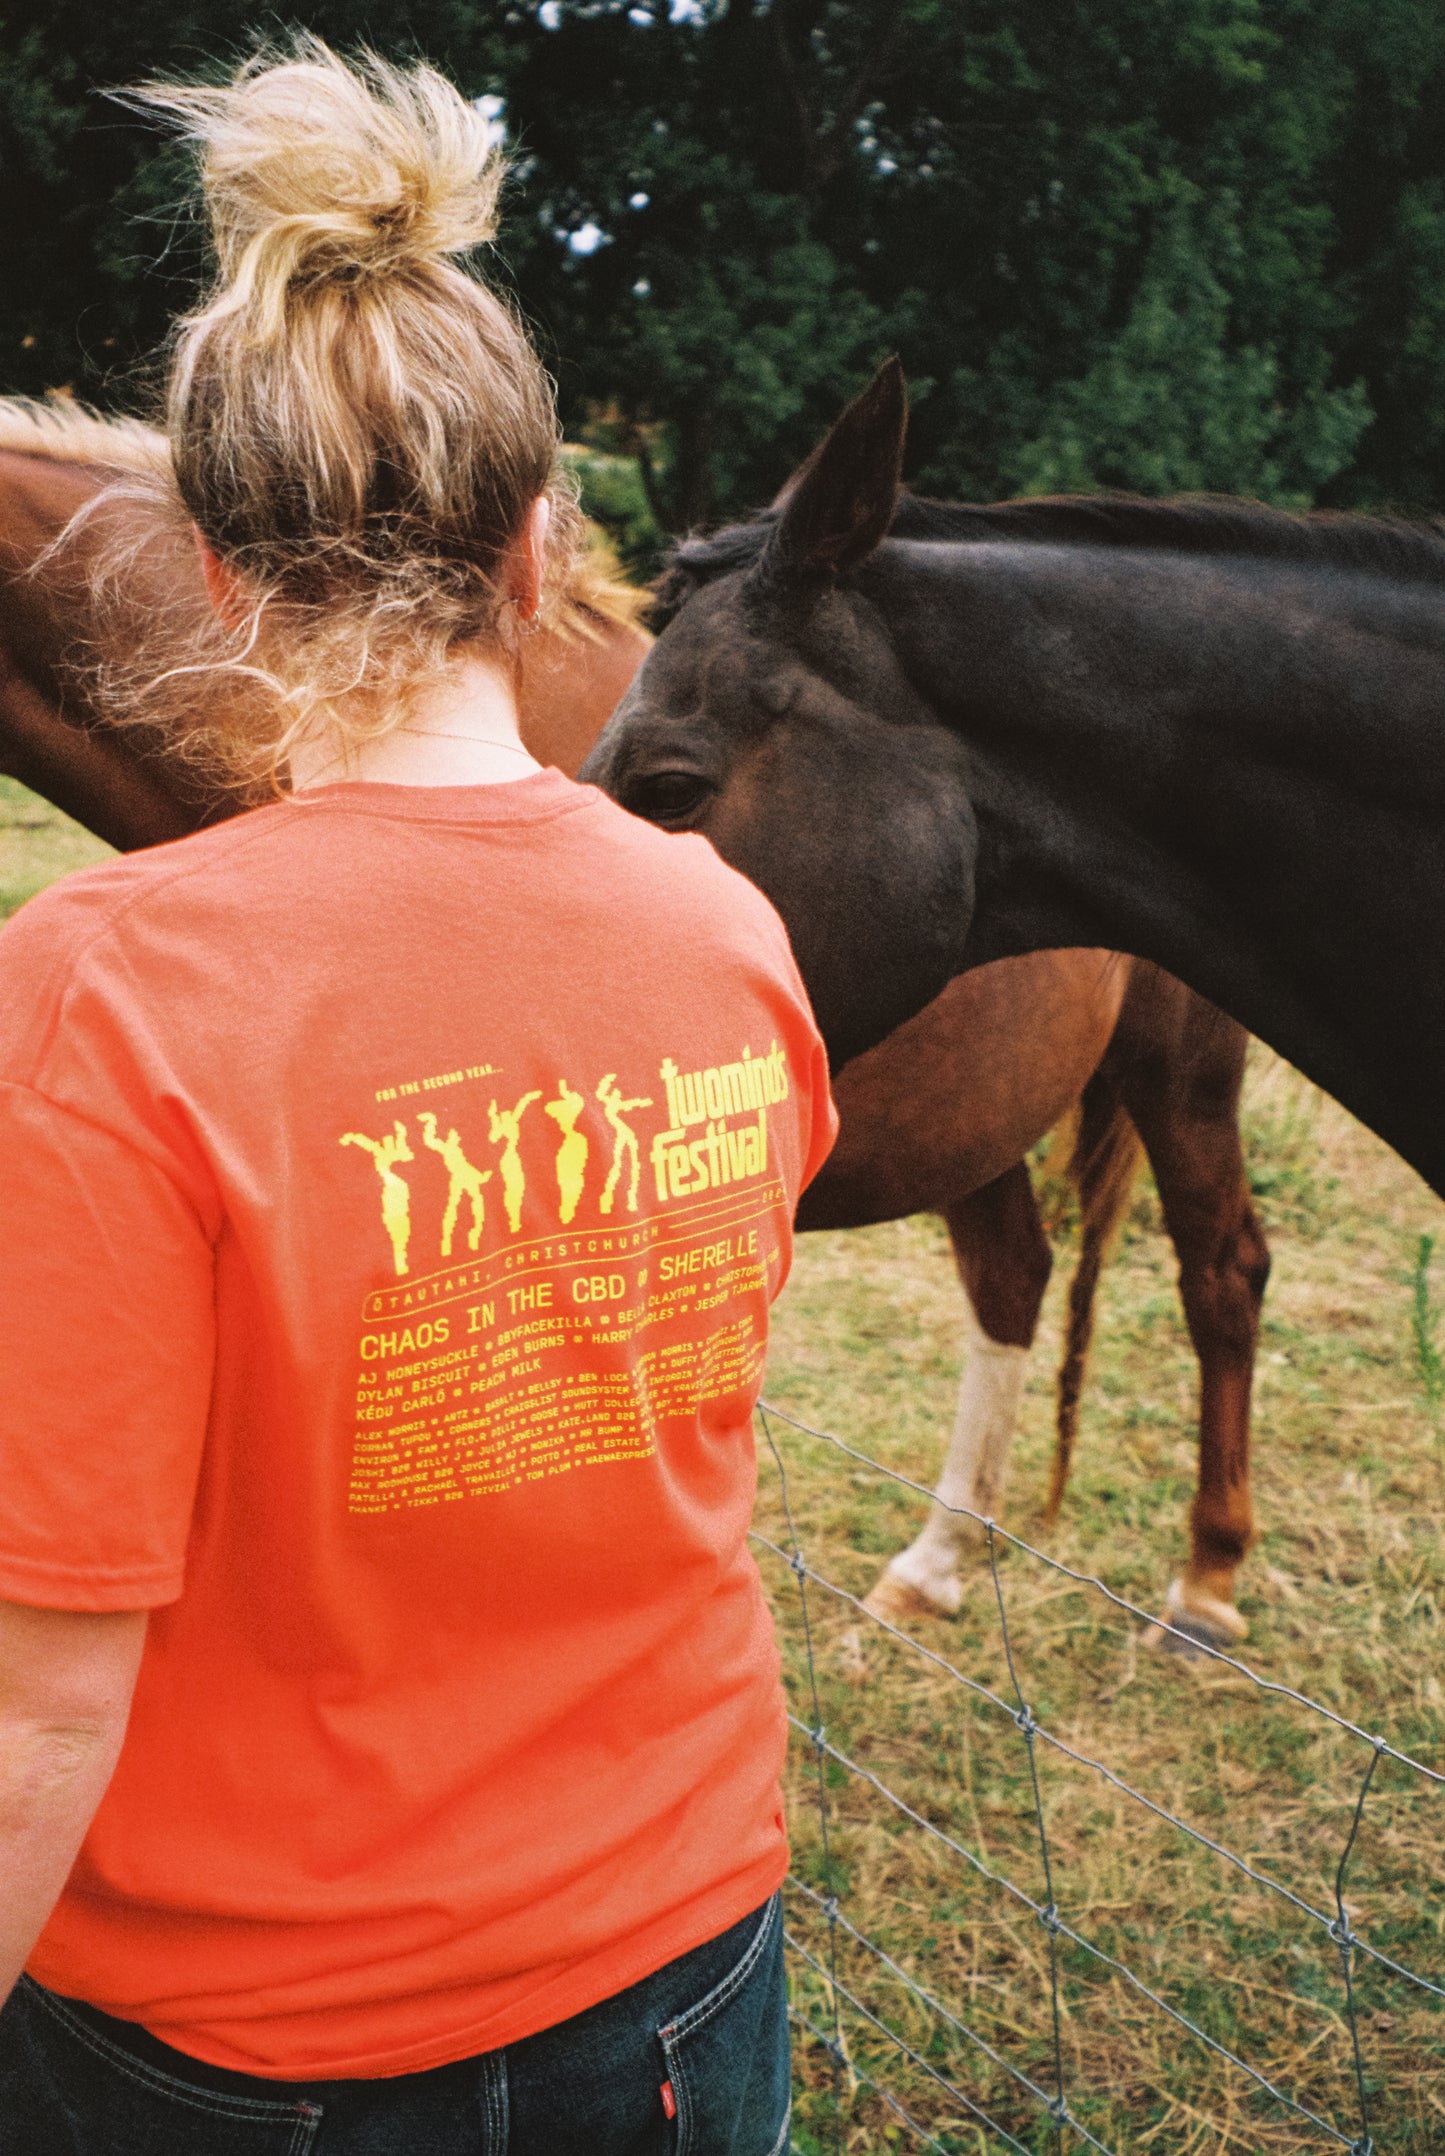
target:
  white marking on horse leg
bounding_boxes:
[863,1308,1029,1622]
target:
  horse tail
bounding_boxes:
[1044,1074,1143,1522]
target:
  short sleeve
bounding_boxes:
[747,888,839,1197]
[0,1081,215,1610]
[797,1027,839,1195]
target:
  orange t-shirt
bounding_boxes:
[0,769,835,2079]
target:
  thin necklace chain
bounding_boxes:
[394,728,539,760]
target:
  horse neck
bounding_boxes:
[0,452,213,848]
[873,535,1445,1193]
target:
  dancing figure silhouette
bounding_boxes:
[596,1074,652,1215]
[487,1090,542,1234]
[417,1110,492,1255]
[339,1121,416,1276]
[544,1080,589,1224]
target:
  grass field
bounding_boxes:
[0,775,116,917]
[766,1043,1445,2151]
[4,777,1442,2152]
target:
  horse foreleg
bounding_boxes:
[862,1163,1049,1622]
[1122,1022,1269,1650]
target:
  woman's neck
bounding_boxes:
[289,647,543,791]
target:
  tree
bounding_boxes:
[2,0,1443,561]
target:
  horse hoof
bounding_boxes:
[1147,1614,1214,1659]
[861,1567,957,1625]
[1149,1578,1248,1655]
[836,1625,868,1685]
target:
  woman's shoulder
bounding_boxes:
[567,794,811,1023]
[575,788,791,938]
[0,808,288,960]
[0,810,294,1058]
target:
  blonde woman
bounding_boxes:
[0,43,834,2156]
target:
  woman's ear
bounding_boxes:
[508,496,552,624]
[192,526,250,633]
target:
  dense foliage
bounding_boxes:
[4,0,1445,562]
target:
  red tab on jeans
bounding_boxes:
[660,2079,677,2120]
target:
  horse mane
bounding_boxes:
[563,539,652,638]
[891,491,1445,584]
[658,488,1445,614]
[0,395,170,476]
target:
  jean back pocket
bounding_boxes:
[3,1981,322,2156]
[658,1894,790,2156]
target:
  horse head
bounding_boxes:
[581,362,978,1071]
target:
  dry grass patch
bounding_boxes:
[766,1048,1445,2154]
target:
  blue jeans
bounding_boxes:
[0,1893,789,2156]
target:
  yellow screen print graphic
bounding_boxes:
[651,1042,789,1200]
[340,1041,791,1514]
[339,1041,788,1277]
[417,1113,491,1257]
[596,1074,652,1214]
[545,1079,588,1224]
[488,1090,542,1235]
[339,1121,415,1276]
[347,1192,783,1513]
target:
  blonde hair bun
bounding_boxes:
[129,38,503,336]
[103,38,582,790]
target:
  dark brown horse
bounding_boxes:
[0,403,1268,1645]
[584,360,1445,1195]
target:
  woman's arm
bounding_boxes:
[0,1598,147,2006]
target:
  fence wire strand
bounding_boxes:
[787,2003,961,2156]
[776,1669,1352,2145]
[756,1400,1440,2156]
[750,1528,1445,2007]
[761,1401,1443,1785]
[760,1409,847,2139]
[790,1877,1113,2153]
[787,1929,1038,2155]
[987,1517,1068,2152]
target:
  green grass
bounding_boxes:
[765,1046,1445,2152]
[5,782,1442,2150]
[0,776,113,919]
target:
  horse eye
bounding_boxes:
[624,769,714,827]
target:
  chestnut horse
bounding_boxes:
[0,402,1267,1646]
[0,400,649,845]
[820,956,1265,1644]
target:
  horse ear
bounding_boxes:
[761,358,907,583]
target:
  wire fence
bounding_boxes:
[754,1399,1445,2156]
